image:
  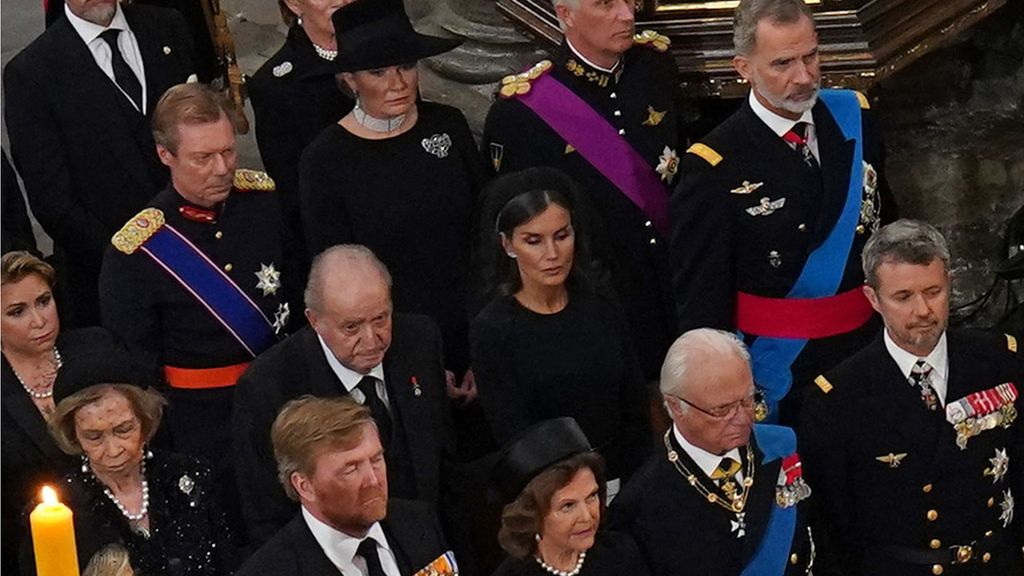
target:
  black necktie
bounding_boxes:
[356,538,387,576]
[783,121,819,169]
[99,29,143,111]
[356,376,393,450]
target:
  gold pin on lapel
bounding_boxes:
[730,181,764,195]
[875,453,908,469]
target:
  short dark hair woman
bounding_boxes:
[491,418,649,576]
[471,167,650,486]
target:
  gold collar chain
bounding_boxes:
[662,429,755,514]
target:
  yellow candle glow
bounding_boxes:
[30,485,80,576]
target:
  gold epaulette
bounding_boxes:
[111,208,165,255]
[233,169,275,192]
[686,143,722,166]
[1007,334,1018,353]
[814,375,834,394]
[499,60,553,99]
[854,91,870,109]
[634,29,670,52]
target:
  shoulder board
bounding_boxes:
[111,208,165,255]
[854,91,870,109]
[814,375,833,394]
[686,143,722,166]
[634,29,670,52]
[1007,334,1018,353]
[234,169,276,192]
[499,60,552,99]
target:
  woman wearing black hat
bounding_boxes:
[470,167,650,487]
[492,418,649,576]
[299,0,484,385]
[32,352,237,576]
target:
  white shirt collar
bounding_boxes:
[672,424,743,480]
[316,333,385,393]
[566,38,620,74]
[748,89,814,138]
[65,2,129,45]
[883,329,949,384]
[301,507,392,573]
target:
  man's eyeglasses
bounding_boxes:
[667,391,761,419]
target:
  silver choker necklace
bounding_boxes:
[535,551,586,576]
[352,103,406,133]
[312,42,337,61]
[12,347,62,399]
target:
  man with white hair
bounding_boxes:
[483,0,683,381]
[670,0,898,425]
[610,328,816,576]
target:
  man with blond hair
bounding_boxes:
[237,395,455,576]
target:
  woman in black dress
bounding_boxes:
[300,0,483,382]
[471,168,650,486]
[491,418,649,576]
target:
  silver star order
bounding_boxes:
[178,475,194,495]
[255,263,281,296]
[731,512,746,538]
[987,448,1010,484]
[272,303,290,334]
[1000,489,1014,528]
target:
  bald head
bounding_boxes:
[305,245,392,315]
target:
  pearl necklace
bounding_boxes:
[352,102,406,133]
[535,551,586,576]
[100,462,150,524]
[12,347,62,399]
[312,42,337,61]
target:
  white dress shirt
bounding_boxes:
[302,507,401,576]
[673,425,746,484]
[316,334,391,412]
[566,38,620,73]
[883,329,949,406]
[748,90,819,163]
[65,3,148,112]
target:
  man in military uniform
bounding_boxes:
[483,0,682,379]
[801,220,1023,576]
[670,0,898,424]
[610,328,816,575]
[99,83,289,526]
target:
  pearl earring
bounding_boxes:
[296,14,304,26]
[507,252,517,259]
[535,533,541,542]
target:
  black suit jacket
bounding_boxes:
[4,4,194,324]
[236,499,449,576]
[800,329,1024,576]
[609,428,814,576]
[233,317,456,545]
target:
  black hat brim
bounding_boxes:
[333,34,462,73]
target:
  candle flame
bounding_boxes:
[40,485,58,505]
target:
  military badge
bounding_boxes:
[875,452,908,469]
[489,143,504,171]
[945,382,1018,450]
[858,161,881,235]
[255,263,281,296]
[999,489,1014,528]
[642,106,667,127]
[985,448,1009,484]
[273,61,293,78]
[776,453,812,508]
[422,134,452,159]
[272,303,290,335]
[730,181,764,195]
[767,250,782,269]
[746,197,786,217]
[656,146,679,184]
[411,376,422,397]
[413,550,459,576]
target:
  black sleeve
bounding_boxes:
[249,73,303,209]
[1,149,37,255]
[468,306,532,445]
[98,248,163,369]
[612,305,652,479]
[299,136,356,258]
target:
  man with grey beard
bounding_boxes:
[669,0,898,426]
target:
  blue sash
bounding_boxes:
[140,224,276,357]
[741,424,799,576]
[747,90,865,415]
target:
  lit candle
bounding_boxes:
[30,485,79,576]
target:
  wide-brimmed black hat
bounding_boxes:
[53,344,157,405]
[492,418,593,502]
[331,0,462,73]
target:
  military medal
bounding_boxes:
[178,475,195,495]
[656,146,679,184]
[422,133,452,159]
[272,303,290,334]
[745,197,786,217]
[768,250,782,269]
[857,161,881,235]
[255,263,281,296]
[489,143,504,171]
[945,382,1018,450]
[411,376,422,397]
[775,453,812,508]
[730,512,746,538]
[985,448,1009,484]
[999,489,1014,528]
[642,106,667,127]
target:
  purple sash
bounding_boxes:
[518,73,670,237]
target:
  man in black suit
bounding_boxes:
[801,220,1023,576]
[237,395,456,576]
[233,245,456,545]
[4,0,195,326]
[670,0,898,425]
[610,328,815,576]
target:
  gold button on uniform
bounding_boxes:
[798,223,806,231]
[215,231,223,239]
[985,530,993,537]
[789,553,798,565]
[929,539,942,549]
[856,224,866,234]
[644,220,652,228]
[224,263,233,272]
[926,509,938,521]
[614,110,621,117]
[988,497,995,508]
[618,128,626,135]
[932,565,943,575]
[982,552,991,563]
[922,483,933,493]
[649,238,657,245]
